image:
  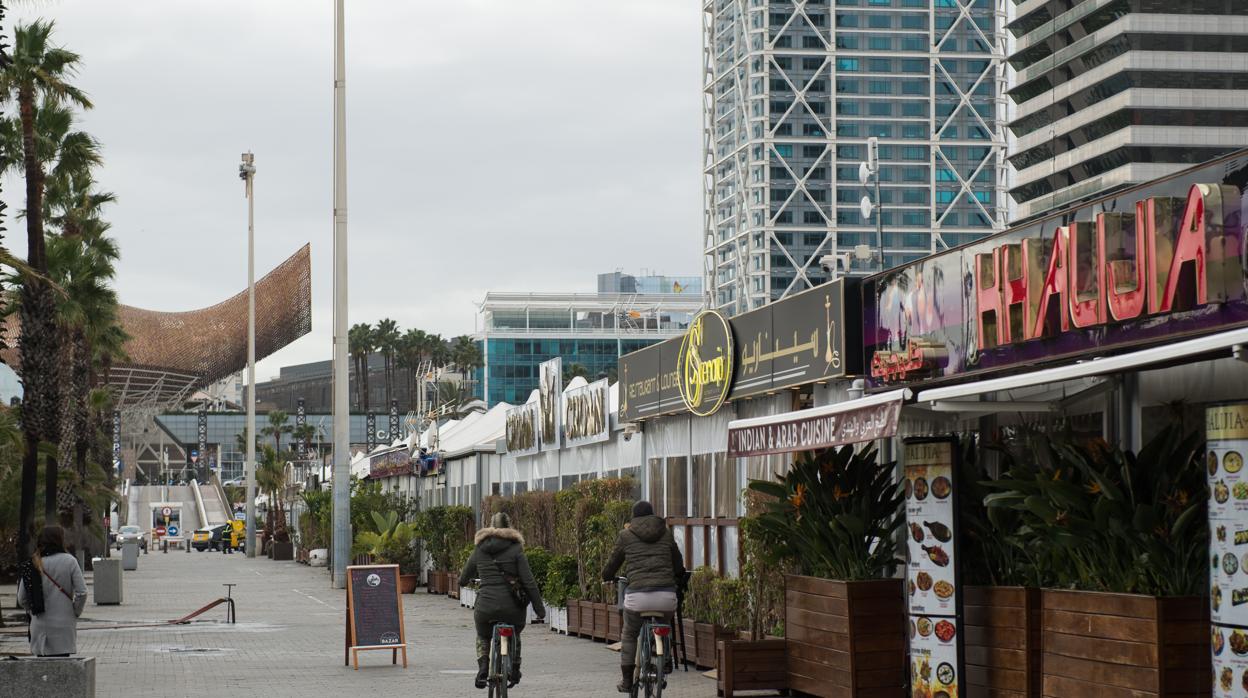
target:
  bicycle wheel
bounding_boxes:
[488,637,500,698]
[646,647,663,698]
[497,654,511,698]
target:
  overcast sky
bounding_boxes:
[5,1,704,380]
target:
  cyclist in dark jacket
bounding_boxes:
[601,501,686,693]
[460,512,545,689]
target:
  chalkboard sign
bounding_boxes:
[345,564,408,669]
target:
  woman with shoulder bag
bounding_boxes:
[459,512,545,690]
[17,526,88,657]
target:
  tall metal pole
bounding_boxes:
[331,0,351,589]
[241,152,257,558]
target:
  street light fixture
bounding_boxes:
[857,136,885,271]
[239,151,258,558]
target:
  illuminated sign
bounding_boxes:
[864,151,1248,386]
[678,310,734,416]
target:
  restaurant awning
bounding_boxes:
[914,326,1248,410]
[726,388,910,458]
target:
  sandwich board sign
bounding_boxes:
[344,564,407,669]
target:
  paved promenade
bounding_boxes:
[1,551,723,697]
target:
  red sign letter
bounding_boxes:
[975,249,1004,350]
[1032,228,1070,338]
[1069,220,1105,328]
[1106,206,1146,322]
[1001,243,1029,342]
[1151,185,1208,313]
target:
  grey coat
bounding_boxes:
[459,527,545,626]
[17,552,87,656]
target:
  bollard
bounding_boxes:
[162,539,168,554]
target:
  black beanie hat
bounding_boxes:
[632,501,654,518]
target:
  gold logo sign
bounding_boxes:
[677,310,733,416]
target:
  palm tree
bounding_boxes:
[0,22,92,551]
[262,410,291,454]
[46,231,118,557]
[348,322,374,412]
[563,362,589,383]
[291,423,316,459]
[373,318,400,408]
[255,445,286,537]
[449,335,483,404]
[396,328,425,411]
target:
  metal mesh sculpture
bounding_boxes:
[2,244,312,409]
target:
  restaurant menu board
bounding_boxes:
[1209,404,1248,695]
[904,438,961,698]
[347,565,404,649]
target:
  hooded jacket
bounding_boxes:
[601,515,685,592]
[459,527,545,624]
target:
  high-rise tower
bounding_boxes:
[1007,1,1248,221]
[703,0,1009,315]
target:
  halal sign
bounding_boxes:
[677,310,733,417]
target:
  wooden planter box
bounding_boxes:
[964,586,1041,697]
[567,600,583,636]
[682,621,698,666]
[1041,590,1209,698]
[448,576,461,600]
[270,541,294,561]
[717,638,788,697]
[785,575,905,698]
[582,601,609,641]
[607,604,622,643]
[694,622,735,669]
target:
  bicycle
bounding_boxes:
[486,621,516,698]
[607,577,675,698]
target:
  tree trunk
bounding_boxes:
[17,86,59,556]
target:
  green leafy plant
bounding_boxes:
[685,566,717,623]
[525,546,552,599]
[711,577,750,634]
[413,505,474,572]
[740,492,788,638]
[543,554,579,608]
[984,425,1207,597]
[355,511,421,575]
[746,444,903,581]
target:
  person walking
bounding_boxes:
[17,526,88,656]
[459,512,545,689]
[601,501,686,693]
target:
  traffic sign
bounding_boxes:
[167,525,179,537]
[234,511,245,521]
[156,525,167,536]
[161,506,172,517]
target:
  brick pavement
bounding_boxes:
[1,551,726,697]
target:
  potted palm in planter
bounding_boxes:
[984,425,1209,697]
[747,444,906,698]
[355,512,421,593]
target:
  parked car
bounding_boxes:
[192,524,232,551]
[115,524,148,551]
[223,477,244,487]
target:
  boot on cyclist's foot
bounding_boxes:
[508,660,521,687]
[474,656,488,689]
[617,664,634,693]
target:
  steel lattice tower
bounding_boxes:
[703,0,1010,315]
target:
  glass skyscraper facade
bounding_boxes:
[473,287,703,406]
[703,0,1008,314]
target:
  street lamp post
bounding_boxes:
[857,136,884,270]
[240,151,258,558]
[331,0,352,589]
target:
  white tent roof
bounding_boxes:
[350,451,370,479]
[441,402,511,459]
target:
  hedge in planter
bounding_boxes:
[985,425,1210,697]
[354,511,421,592]
[748,444,906,698]
[414,505,474,594]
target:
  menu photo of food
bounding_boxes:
[910,617,958,698]
[1210,441,1248,628]
[1211,642,1248,698]
[906,459,957,616]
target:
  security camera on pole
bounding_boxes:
[240,151,258,558]
[857,136,884,270]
